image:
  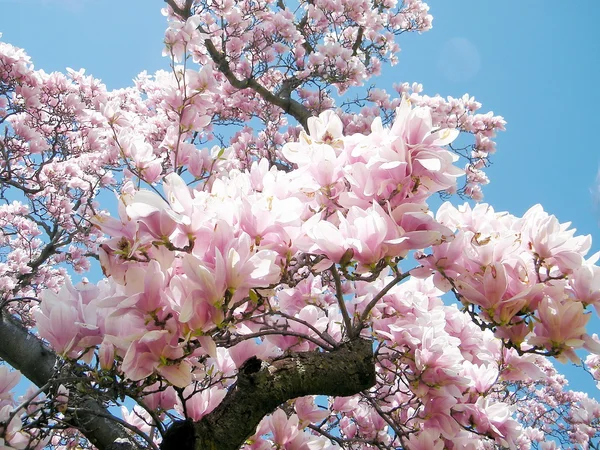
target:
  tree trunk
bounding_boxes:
[161,338,375,450]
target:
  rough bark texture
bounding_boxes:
[0,312,137,450]
[160,338,376,450]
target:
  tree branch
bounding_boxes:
[203,38,311,131]
[160,338,375,450]
[0,312,138,450]
[164,0,312,130]
[356,272,410,327]
[330,264,354,338]
[351,26,364,57]
[163,0,194,20]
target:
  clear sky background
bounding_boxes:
[1,0,599,398]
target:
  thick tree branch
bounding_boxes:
[0,312,137,450]
[164,0,312,130]
[203,39,311,130]
[163,0,194,20]
[160,338,375,450]
[351,26,364,56]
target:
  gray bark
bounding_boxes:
[160,338,376,450]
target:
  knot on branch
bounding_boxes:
[161,338,375,450]
[161,420,195,450]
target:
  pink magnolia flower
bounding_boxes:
[266,409,300,446]
[453,397,521,448]
[238,195,302,257]
[454,262,533,324]
[282,111,344,167]
[0,367,20,409]
[305,110,344,148]
[298,214,347,264]
[585,353,600,385]
[192,222,282,293]
[228,339,279,369]
[499,349,544,381]
[0,404,29,449]
[121,330,191,387]
[404,429,444,450]
[461,361,499,394]
[570,263,600,314]
[172,271,224,333]
[390,203,454,252]
[294,396,330,425]
[528,296,591,362]
[98,338,115,370]
[299,203,409,266]
[120,260,167,313]
[180,386,227,421]
[421,395,460,438]
[520,204,592,274]
[120,405,154,435]
[391,98,459,149]
[341,205,406,264]
[126,186,190,248]
[34,279,103,359]
[123,137,163,183]
[141,383,177,411]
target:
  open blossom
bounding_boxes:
[121,330,192,387]
[299,201,453,268]
[520,204,592,273]
[179,386,227,421]
[0,403,29,449]
[461,361,499,394]
[528,297,594,362]
[570,262,600,314]
[294,396,330,425]
[265,409,300,446]
[34,279,105,359]
[342,99,463,208]
[404,429,444,450]
[121,405,155,435]
[454,262,537,325]
[0,367,20,410]
[283,110,344,161]
[454,397,521,448]
[585,353,600,388]
[299,203,407,265]
[121,136,163,183]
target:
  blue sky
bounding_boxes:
[1,0,599,397]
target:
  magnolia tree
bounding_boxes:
[0,1,599,449]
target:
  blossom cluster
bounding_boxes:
[0,38,114,309]
[30,104,600,448]
[416,202,600,363]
